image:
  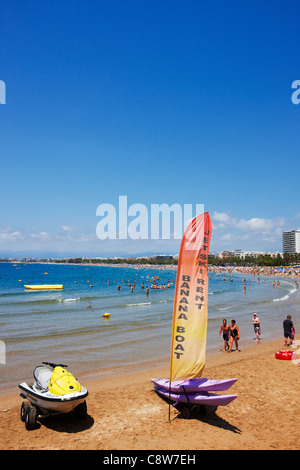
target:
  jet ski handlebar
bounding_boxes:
[42,361,68,369]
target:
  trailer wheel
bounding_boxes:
[180,406,191,419]
[25,405,38,430]
[199,405,218,416]
[21,401,29,422]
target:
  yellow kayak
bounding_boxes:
[24,284,63,290]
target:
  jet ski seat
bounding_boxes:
[33,366,52,391]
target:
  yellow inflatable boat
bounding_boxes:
[24,284,63,290]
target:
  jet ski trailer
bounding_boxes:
[19,362,88,430]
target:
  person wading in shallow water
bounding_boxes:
[283,314,295,347]
[252,313,260,343]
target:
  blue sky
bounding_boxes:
[0,0,299,256]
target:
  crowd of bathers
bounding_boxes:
[115,275,174,294]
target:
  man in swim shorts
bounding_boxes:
[283,314,294,347]
[219,319,230,351]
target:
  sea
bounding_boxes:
[0,262,299,389]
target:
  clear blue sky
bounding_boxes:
[1,0,299,256]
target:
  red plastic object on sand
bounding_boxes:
[275,350,297,360]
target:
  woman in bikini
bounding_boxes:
[228,319,240,352]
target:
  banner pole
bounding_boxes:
[168,382,171,422]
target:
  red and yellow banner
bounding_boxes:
[169,212,212,382]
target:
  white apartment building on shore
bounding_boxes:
[282,229,300,254]
[214,250,282,259]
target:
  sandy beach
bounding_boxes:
[1,336,299,451]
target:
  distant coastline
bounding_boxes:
[1,251,300,269]
[1,256,300,280]
[0,256,177,267]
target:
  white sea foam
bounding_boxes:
[125,302,152,307]
[273,287,296,302]
[273,294,289,302]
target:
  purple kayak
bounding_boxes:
[154,386,238,406]
[151,377,238,393]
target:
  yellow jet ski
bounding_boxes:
[19,362,88,430]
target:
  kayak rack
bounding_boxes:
[175,401,218,419]
[171,385,216,419]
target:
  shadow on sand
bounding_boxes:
[34,411,94,433]
[155,390,241,435]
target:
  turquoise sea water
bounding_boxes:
[0,262,299,388]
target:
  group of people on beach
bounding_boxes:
[219,313,295,352]
[219,319,241,352]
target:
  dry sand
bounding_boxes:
[0,337,299,451]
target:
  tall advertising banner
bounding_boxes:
[169,212,212,382]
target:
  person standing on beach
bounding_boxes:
[283,314,294,347]
[219,319,230,352]
[228,320,240,352]
[252,313,260,342]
